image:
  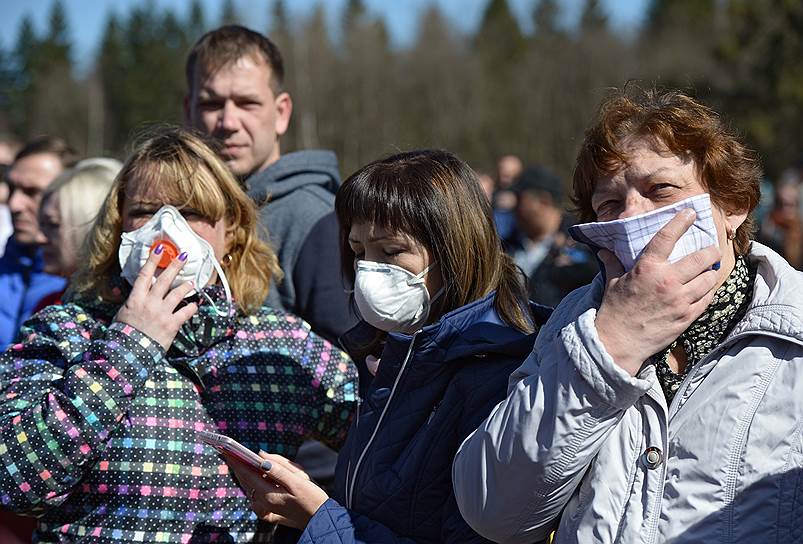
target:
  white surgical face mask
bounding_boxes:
[568,193,719,272]
[118,205,233,315]
[354,260,442,334]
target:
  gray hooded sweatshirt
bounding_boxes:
[247,150,355,345]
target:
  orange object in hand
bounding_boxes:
[150,239,179,268]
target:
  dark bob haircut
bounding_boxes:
[336,149,532,333]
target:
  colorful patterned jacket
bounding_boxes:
[0,284,357,543]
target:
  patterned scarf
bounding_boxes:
[653,255,756,403]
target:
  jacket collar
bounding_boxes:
[384,291,539,364]
[728,242,803,346]
[69,281,237,357]
[542,242,803,350]
[2,238,46,272]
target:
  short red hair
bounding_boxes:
[572,88,762,254]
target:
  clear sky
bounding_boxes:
[0,0,649,70]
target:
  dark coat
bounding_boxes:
[298,291,551,543]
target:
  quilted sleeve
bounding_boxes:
[0,306,165,515]
[298,498,416,544]
[290,320,358,451]
[453,307,653,543]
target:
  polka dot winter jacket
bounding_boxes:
[0,284,358,543]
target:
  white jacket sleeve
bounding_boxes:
[452,305,654,544]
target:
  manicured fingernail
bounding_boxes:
[682,208,695,219]
[712,261,721,270]
[260,460,272,472]
[178,251,188,261]
[258,450,268,456]
[154,244,163,255]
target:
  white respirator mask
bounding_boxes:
[354,260,443,334]
[118,205,232,316]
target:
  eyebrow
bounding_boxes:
[348,235,402,244]
[197,88,262,102]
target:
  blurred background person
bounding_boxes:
[491,154,523,240]
[505,166,597,306]
[0,134,21,256]
[758,173,802,269]
[0,135,77,347]
[476,170,495,203]
[0,133,21,166]
[0,172,12,258]
[35,158,121,309]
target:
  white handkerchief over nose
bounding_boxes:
[568,193,718,271]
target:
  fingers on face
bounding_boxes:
[152,251,189,296]
[675,244,721,284]
[684,268,720,304]
[644,209,696,261]
[130,246,163,298]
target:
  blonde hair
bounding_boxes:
[41,159,121,266]
[69,126,282,314]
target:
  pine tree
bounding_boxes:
[220,0,240,26]
[580,0,608,33]
[187,0,206,43]
[533,0,561,38]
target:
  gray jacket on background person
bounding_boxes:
[453,242,803,543]
[246,149,356,345]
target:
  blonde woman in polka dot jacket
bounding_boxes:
[0,126,357,543]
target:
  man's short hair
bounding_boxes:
[511,166,564,207]
[14,135,79,168]
[186,25,285,95]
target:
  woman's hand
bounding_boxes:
[595,209,722,375]
[114,245,198,351]
[227,452,329,530]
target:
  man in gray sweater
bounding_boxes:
[184,25,355,346]
[184,26,356,497]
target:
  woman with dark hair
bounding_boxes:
[453,89,803,543]
[228,149,551,542]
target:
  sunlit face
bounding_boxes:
[591,136,747,282]
[121,180,231,284]
[185,55,292,178]
[347,222,443,297]
[39,192,77,277]
[7,153,63,244]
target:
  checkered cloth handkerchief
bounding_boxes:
[568,193,718,271]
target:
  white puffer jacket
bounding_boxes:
[453,242,803,543]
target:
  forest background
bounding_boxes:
[1,0,802,183]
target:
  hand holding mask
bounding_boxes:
[569,194,718,272]
[118,205,233,315]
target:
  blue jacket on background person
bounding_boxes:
[297,291,551,543]
[0,238,65,347]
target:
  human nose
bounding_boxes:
[617,192,653,219]
[219,100,240,133]
[8,188,27,214]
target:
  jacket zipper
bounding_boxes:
[346,332,418,509]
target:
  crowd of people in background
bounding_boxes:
[0,22,799,544]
